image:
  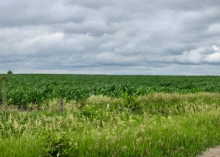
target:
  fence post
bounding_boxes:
[59,99,63,114]
[2,76,6,105]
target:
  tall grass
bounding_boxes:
[0,93,220,156]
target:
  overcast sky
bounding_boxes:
[0,0,220,75]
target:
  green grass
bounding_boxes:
[1,74,220,105]
[0,93,220,156]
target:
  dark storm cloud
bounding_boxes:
[0,0,220,74]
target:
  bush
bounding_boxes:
[123,93,142,113]
[42,132,78,156]
[7,70,13,74]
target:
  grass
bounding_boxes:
[0,93,220,156]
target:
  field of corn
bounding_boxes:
[1,74,220,156]
[1,74,220,106]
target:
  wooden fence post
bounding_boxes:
[2,76,6,105]
[59,99,63,114]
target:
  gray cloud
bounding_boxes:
[0,0,220,74]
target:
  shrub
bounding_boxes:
[42,132,78,156]
[7,70,13,74]
[123,93,142,113]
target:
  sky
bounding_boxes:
[0,0,220,75]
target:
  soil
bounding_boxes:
[196,146,220,157]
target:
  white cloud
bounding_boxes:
[212,45,219,51]
[204,52,220,63]
[172,48,205,64]
[1,0,220,74]
[203,45,220,63]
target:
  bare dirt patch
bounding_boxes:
[197,146,220,157]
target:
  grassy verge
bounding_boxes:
[0,93,220,156]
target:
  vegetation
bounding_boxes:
[1,74,220,106]
[0,93,220,156]
[7,70,13,74]
[0,74,220,156]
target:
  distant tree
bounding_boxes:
[7,70,13,74]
